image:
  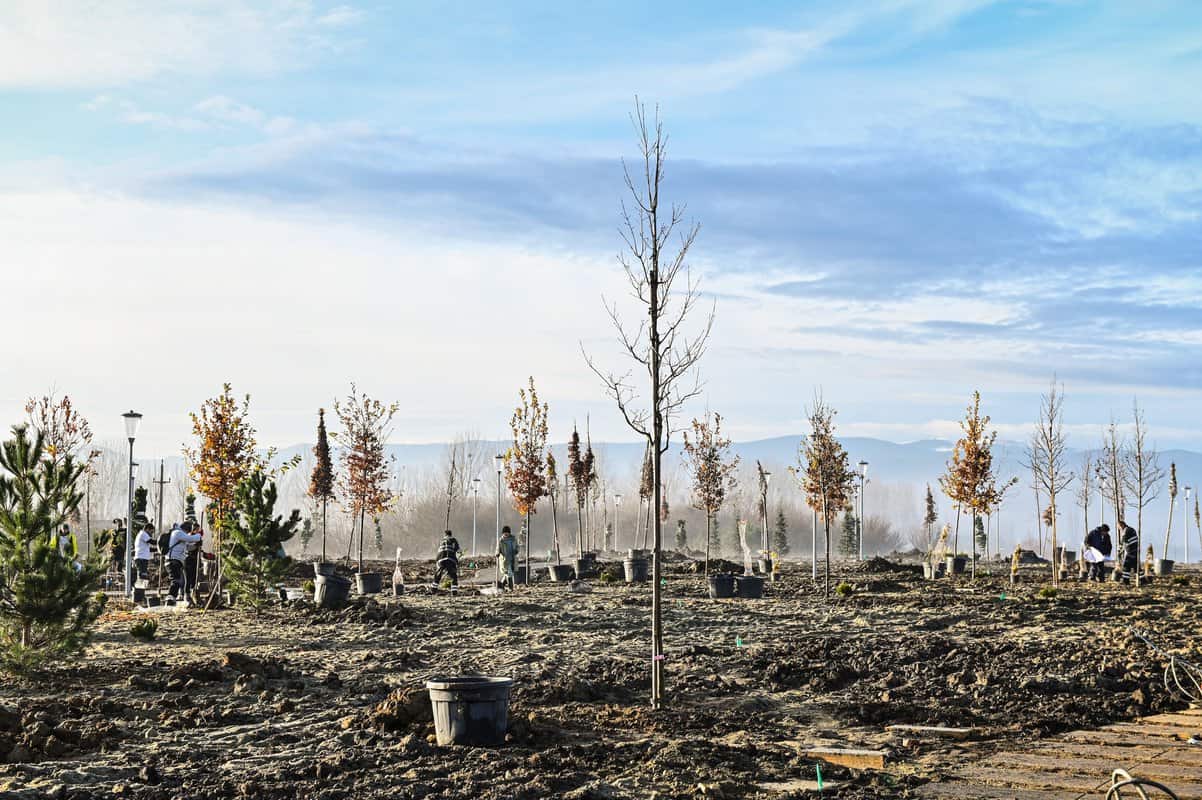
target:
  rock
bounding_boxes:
[233,674,266,695]
[7,743,32,763]
[139,764,161,785]
[364,688,433,733]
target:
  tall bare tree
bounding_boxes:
[1123,400,1163,582]
[584,101,713,709]
[1076,451,1095,545]
[1024,379,1074,586]
[1095,419,1127,539]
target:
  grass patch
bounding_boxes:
[130,618,158,641]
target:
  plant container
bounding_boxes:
[1155,558,1175,576]
[623,557,650,583]
[426,676,513,747]
[707,573,736,599]
[947,555,967,576]
[355,572,383,595]
[313,562,336,578]
[314,574,351,609]
[735,575,765,598]
[549,564,574,582]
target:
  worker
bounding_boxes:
[496,525,519,590]
[433,529,461,588]
[1084,524,1112,582]
[167,521,203,604]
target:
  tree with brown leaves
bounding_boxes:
[504,377,549,583]
[333,384,398,573]
[681,412,739,577]
[939,391,1002,579]
[25,392,99,469]
[568,426,586,557]
[790,396,856,599]
[308,408,336,563]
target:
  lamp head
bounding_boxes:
[122,410,143,441]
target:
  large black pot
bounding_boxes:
[736,575,765,599]
[355,572,383,595]
[549,564,575,582]
[708,573,736,599]
[623,557,650,583]
[427,676,513,747]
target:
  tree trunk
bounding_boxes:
[970,511,977,580]
[321,497,327,563]
[704,513,711,577]
[358,507,366,573]
[1050,497,1058,587]
[953,503,961,558]
[577,500,584,559]
[1164,496,1176,562]
[823,511,831,601]
[524,510,531,584]
[551,492,561,565]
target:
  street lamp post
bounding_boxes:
[1185,486,1193,565]
[857,460,869,561]
[471,477,481,556]
[494,455,504,559]
[122,411,142,597]
[614,493,623,551]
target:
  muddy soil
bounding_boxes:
[0,559,1198,799]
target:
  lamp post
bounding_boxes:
[494,455,504,559]
[1185,486,1193,565]
[122,410,142,596]
[614,493,623,551]
[857,460,869,561]
[471,477,481,556]
[761,471,772,555]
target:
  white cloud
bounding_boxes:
[0,1,362,88]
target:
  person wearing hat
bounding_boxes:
[496,525,519,590]
[166,521,202,604]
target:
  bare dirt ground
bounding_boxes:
[1,557,1198,799]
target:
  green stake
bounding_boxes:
[816,763,823,792]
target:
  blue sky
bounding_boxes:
[2,0,1202,454]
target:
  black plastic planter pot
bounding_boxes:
[708,573,736,599]
[573,558,595,579]
[947,556,967,576]
[549,564,575,582]
[756,557,773,576]
[736,575,765,599]
[313,562,336,578]
[1155,559,1175,576]
[355,572,383,595]
[514,566,528,585]
[623,557,650,583]
[314,574,351,610]
[426,676,513,747]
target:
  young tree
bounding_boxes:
[223,470,299,615]
[308,408,336,562]
[974,515,987,554]
[504,377,549,581]
[1077,451,1095,541]
[299,517,314,553]
[333,384,399,572]
[772,508,790,556]
[584,102,713,709]
[791,396,856,599]
[184,384,259,556]
[0,426,106,671]
[25,393,100,470]
[674,519,688,551]
[1163,462,1178,563]
[1095,419,1127,538]
[923,485,938,554]
[681,412,739,576]
[567,426,586,556]
[1024,380,1074,586]
[1123,400,1164,583]
[638,444,653,549]
[939,391,1002,579]
[583,434,598,549]
[839,512,859,559]
[547,453,563,565]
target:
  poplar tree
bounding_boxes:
[923,485,937,553]
[0,425,106,672]
[839,512,859,559]
[308,408,336,562]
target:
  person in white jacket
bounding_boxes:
[167,521,203,603]
[133,523,154,590]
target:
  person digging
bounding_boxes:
[433,529,461,590]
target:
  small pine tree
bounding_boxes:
[222,471,299,615]
[0,425,107,671]
[974,515,987,554]
[772,508,790,556]
[674,519,687,551]
[184,491,198,525]
[132,486,149,528]
[373,516,383,557]
[839,512,859,559]
[308,408,336,562]
[299,518,314,553]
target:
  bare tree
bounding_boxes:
[583,101,713,709]
[1095,419,1127,539]
[1024,379,1074,586]
[1123,400,1164,582]
[1076,451,1095,545]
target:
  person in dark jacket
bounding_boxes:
[1084,524,1112,581]
[433,530,461,588]
[1118,522,1139,584]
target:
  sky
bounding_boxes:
[3,0,1202,456]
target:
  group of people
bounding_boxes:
[1082,521,1140,583]
[108,518,207,605]
[430,524,521,590]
